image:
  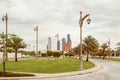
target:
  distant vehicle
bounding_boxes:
[21,55,29,58]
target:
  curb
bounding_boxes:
[0,61,102,80]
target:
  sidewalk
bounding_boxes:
[0,60,102,80]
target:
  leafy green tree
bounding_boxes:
[83,35,99,61]
[73,44,86,59]
[0,32,7,59]
[101,43,108,59]
[116,42,120,56]
[8,34,27,62]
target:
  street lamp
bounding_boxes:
[34,25,38,58]
[107,39,111,58]
[2,13,8,60]
[2,13,8,76]
[79,11,91,70]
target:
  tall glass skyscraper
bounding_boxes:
[62,38,66,51]
[65,34,72,52]
[57,40,60,50]
[48,37,51,50]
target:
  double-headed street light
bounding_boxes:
[79,11,91,70]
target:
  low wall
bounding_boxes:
[0,52,22,60]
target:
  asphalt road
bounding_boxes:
[41,59,120,80]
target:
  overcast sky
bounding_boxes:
[0,0,120,51]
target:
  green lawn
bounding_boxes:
[108,58,120,62]
[0,58,95,73]
[94,57,120,62]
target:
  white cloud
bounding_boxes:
[0,0,120,50]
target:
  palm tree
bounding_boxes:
[101,43,108,59]
[8,34,27,62]
[83,35,99,61]
[0,32,7,60]
[116,42,120,56]
[73,44,86,60]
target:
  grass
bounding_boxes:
[93,57,120,62]
[107,58,120,62]
[0,58,95,74]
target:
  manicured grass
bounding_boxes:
[108,58,120,62]
[93,57,120,62]
[0,58,95,73]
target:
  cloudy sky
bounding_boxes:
[0,0,120,50]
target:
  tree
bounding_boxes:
[83,35,99,61]
[8,34,27,62]
[0,32,7,59]
[101,43,108,59]
[116,42,120,56]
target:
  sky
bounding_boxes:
[0,0,120,51]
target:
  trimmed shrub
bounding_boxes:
[47,51,53,57]
[53,52,61,57]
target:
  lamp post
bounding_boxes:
[34,25,38,58]
[2,13,8,60]
[79,11,90,70]
[2,13,8,76]
[107,39,111,58]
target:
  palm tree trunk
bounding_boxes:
[86,51,89,62]
[15,49,18,62]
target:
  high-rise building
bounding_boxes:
[62,38,66,51]
[57,40,60,51]
[67,34,71,42]
[48,37,51,50]
[65,34,72,52]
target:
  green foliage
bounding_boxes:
[21,51,35,56]
[41,53,47,57]
[53,52,61,57]
[116,42,120,55]
[65,51,74,57]
[47,51,53,56]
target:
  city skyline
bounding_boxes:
[0,0,120,50]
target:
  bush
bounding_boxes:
[41,53,47,57]
[21,51,35,56]
[47,51,53,57]
[65,52,74,57]
[53,52,61,57]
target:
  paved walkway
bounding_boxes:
[0,59,102,80]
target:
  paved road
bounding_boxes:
[40,59,120,80]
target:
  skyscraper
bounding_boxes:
[48,37,51,50]
[65,34,72,52]
[62,38,66,51]
[55,34,60,51]
[67,34,71,42]
[57,40,60,51]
